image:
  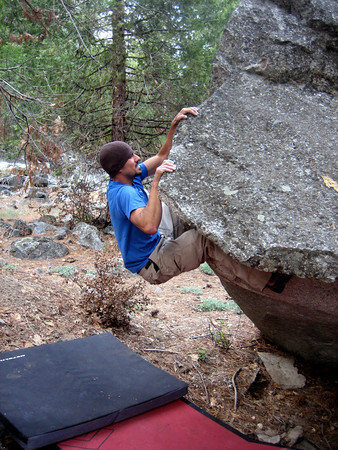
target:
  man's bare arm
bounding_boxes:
[144,107,198,176]
[130,160,176,234]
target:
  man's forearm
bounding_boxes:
[130,160,176,234]
[142,173,163,232]
[130,173,163,234]
[143,124,177,175]
[144,107,198,176]
[157,123,178,161]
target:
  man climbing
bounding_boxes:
[99,107,288,292]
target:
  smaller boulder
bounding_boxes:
[29,221,58,235]
[25,188,48,199]
[53,227,68,240]
[103,225,115,236]
[72,222,104,251]
[32,175,48,187]
[10,236,69,260]
[13,219,32,237]
[38,215,58,225]
[0,186,13,196]
[0,219,13,232]
[0,174,26,188]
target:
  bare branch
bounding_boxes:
[58,0,97,62]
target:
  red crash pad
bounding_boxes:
[58,399,289,449]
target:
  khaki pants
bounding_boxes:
[138,209,271,291]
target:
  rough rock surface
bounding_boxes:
[160,0,337,362]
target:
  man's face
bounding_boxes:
[120,153,141,179]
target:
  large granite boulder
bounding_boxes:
[160,0,337,364]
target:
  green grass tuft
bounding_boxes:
[49,265,76,278]
[197,297,242,314]
[2,263,18,271]
[180,286,203,295]
[199,262,214,275]
[0,206,30,219]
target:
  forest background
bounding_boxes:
[0,0,238,173]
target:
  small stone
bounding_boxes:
[103,225,115,235]
[0,219,12,231]
[285,425,303,447]
[13,219,32,237]
[54,228,68,240]
[256,434,281,445]
[258,352,306,389]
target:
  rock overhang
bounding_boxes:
[159,0,337,283]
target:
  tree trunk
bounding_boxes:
[111,0,127,142]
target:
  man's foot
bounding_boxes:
[266,273,292,293]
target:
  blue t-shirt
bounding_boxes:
[106,163,161,273]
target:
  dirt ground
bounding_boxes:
[0,196,336,449]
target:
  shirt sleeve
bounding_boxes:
[117,185,147,219]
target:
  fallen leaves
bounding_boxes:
[32,334,43,346]
[321,176,338,192]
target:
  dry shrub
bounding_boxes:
[17,117,66,187]
[21,1,58,30]
[50,177,110,228]
[81,256,148,329]
[56,178,97,226]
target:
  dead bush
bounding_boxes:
[45,176,110,228]
[80,256,148,329]
[58,178,98,226]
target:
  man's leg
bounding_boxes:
[205,240,271,292]
[139,229,271,290]
[138,229,206,284]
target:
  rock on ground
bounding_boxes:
[10,237,69,260]
[72,222,104,251]
[258,352,306,389]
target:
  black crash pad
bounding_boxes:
[0,333,187,449]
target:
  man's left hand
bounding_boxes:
[172,107,198,127]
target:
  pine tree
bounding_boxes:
[0,0,238,163]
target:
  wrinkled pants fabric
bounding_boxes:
[138,208,271,291]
